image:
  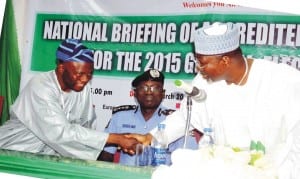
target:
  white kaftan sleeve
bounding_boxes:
[11,75,108,160]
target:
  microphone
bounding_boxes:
[174,79,207,102]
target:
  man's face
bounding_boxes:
[134,81,165,110]
[195,54,225,83]
[62,61,94,92]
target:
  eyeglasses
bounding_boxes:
[193,59,207,70]
[193,60,208,70]
[193,58,200,65]
[135,85,163,93]
[194,54,223,69]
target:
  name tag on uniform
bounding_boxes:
[122,124,136,128]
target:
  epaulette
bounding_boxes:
[158,108,175,116]
[112,105,137,114]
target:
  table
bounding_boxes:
[0,149,153,179]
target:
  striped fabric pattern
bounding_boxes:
[56,39,94,63]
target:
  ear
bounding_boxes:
[219,55,231,68]
[56,63,65,74]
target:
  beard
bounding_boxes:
[202,75,214,84]
[206,78,214,84]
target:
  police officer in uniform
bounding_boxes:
[98,69,199,166]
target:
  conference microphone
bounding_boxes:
[174,79,207,102]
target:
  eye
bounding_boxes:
[76,72,92,79]
[136,86,163,93]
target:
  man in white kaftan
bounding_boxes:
[0,39,139,160]
[132,22,300,179]
[158,59,300,178]
[0,70,106,160]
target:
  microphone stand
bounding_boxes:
[183,95,192,148]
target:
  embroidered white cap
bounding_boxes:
[194,22,240,55]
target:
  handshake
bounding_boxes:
[108,133,153,155]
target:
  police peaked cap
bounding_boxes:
[132,69,164,87]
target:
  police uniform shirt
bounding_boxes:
[104,104,198,166]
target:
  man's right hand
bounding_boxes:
[126,133,153,146]
[118,135,140,155]
[106,133,139,155]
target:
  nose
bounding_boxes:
[79,74,91,83]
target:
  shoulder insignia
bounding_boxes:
[112,105,137,114]
[159,108,175,116]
